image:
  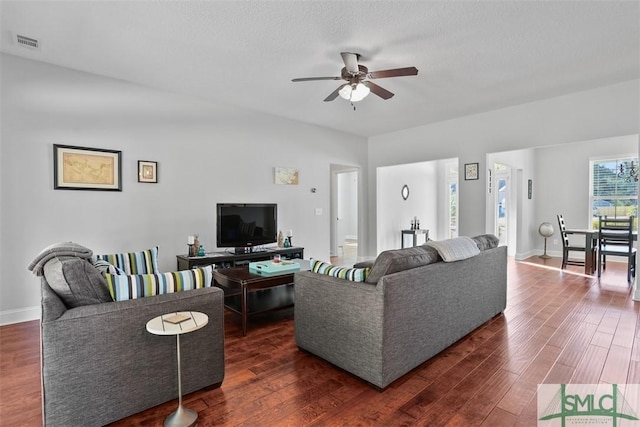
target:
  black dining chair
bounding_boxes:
[598,215,636,283]
[556,214,597,273]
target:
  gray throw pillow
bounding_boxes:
[365,245,440,284]
[43,257,113,308]
[472,234,500,251]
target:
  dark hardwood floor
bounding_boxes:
[1,256,638,426]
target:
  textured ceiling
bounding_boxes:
[1,1,639,137]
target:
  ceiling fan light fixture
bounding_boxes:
[350,83,370,102]
[339,82,370,102]
[338,84,352,100]
[293,52,416,102]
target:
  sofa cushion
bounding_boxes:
[105,265,213,301]
[472,234,500,251]
[365,245,440,284]
[426,236,481,262]
[43,257,113,308]
[93,246,159,275]
[310,259,370,282]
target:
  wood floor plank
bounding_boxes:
[600,344,632,384]
[570,344,609,384]
[481,407,517,426]
[441,368,519,426]
[612,312,638,348]
[1,257,637,427]
[496,344,562,416]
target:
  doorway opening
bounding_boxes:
[330,165,359,266]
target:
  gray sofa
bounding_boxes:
[33,244,225,427]
[294,235,507,389]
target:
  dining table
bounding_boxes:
[564,228,638,275]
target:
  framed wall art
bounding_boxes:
[53,144,122,191]
[274,167,299,185]
[464,163,479,181]
[138,160,158,183]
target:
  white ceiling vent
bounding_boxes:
[16,34,39,50]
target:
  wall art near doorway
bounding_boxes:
[274,167,299,185]
[464,163,479,180]
[53,144,122,191]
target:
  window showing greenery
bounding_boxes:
[590,157,638,229]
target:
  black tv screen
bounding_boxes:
[216,203,277,249]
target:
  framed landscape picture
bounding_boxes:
[53,144,122,191]
[138,160,158,183]
[464,163,479,181]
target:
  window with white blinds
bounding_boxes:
[590,157,638,226]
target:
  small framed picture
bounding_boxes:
[138,160,158,183]
[464,163,479,181]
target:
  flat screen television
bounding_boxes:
[216,203,277,252]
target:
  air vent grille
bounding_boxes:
[16,34,39,49]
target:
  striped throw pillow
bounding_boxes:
[93,246,159,275]
[92,259,125,275]
[310,259,370,282]
[105,265,213,301]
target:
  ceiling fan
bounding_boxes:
[292,52,418,103]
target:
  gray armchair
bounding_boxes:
[40,278,225,426]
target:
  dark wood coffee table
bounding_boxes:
[213,261,308,336]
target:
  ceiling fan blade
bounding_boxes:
[324,84,348,102]
[340,52,360,75]
[369,66,418,79]
[362,81,394,100]
[292,76,342,82]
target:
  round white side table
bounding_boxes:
[146,311,208,427]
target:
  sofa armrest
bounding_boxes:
[294,271,385,386]
[41,285,225,427]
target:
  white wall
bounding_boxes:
[377,160,440,252]
[0,54,368,324]
[367,79,640,256]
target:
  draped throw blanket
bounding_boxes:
[27,242,93,276]
[426,236,481,262]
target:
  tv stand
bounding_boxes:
[176,246,304,270]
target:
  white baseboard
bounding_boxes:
[515,249,563,261]
[0,306,40,326]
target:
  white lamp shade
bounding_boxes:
[338,85,352,100]
[350,83,370,102]
[338,83,370,102]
